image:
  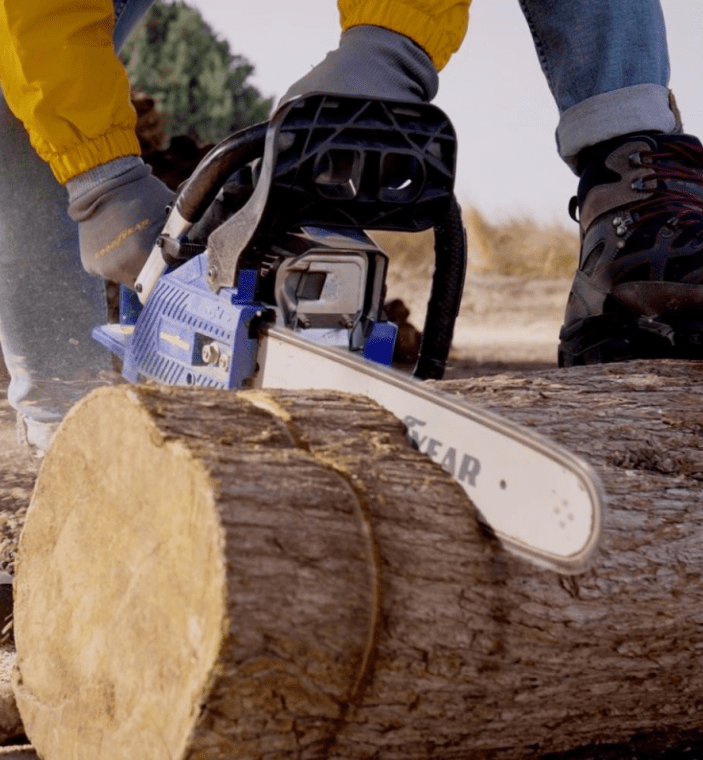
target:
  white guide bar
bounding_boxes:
[252,326,603,574]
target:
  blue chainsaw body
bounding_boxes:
[94,251,397,389]
[93,94,460,385]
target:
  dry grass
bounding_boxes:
[372,204,579,280]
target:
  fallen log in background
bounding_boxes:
[11,360,703,759]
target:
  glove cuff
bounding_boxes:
[340,25,439,102]
[67,159,152,222]
[66,156,146,207]
[280,24,438,105]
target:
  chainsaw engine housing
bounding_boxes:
[94,93,462,386]
[93,226,396,388]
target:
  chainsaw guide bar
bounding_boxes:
[254,326,603,575]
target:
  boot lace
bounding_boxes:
[622,140,703,232]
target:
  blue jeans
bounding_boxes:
[519,0,678,169]
[113,0,155,52]
[0,0,154,444]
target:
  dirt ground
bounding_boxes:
[388,273,570,377]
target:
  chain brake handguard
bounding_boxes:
[204,93,457,292]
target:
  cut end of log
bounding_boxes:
[13,387,227,760]
[12,385,393,759]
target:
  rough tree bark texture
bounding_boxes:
[11,360,703,759]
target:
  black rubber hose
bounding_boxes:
[175,121,268,224]
[413,195,467,380]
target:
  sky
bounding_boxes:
[189,0,702,224]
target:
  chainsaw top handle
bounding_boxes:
[173,121,267,225]
[177,93,466,380]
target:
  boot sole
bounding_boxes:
[558,308,703,367]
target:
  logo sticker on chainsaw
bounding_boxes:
[403,415,481,487]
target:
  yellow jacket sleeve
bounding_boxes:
[0,0,140,183]
[339,0,471,70]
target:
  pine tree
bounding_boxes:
[120,1,273,145]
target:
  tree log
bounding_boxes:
[12,360,703,759]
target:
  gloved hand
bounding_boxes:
[66,156,175,288]
[281,25,438,104]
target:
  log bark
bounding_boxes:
[12,360,703,759]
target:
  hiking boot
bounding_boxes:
[558,132,703,367]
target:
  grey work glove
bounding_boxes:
[281,25,439,104]
[67,156,175,289]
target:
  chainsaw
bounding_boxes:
[94,94,603,574]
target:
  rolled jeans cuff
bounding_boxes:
[557,84,680,173]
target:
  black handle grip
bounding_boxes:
[174,121,267,224]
